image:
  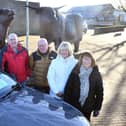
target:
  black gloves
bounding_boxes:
[93,110,99,117]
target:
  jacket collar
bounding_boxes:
[37,48,50,56]
[7,44,23,53]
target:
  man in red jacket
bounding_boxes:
[2,33,31,84]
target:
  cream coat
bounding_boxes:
[47,55,78,97]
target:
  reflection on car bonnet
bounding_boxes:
[15,87,83,120]
[0,73,90,126]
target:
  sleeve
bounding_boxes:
[2,52,7,72]
[0,47,6,70]
[29,54,34,70]
[64,73,80,109]
[47,61,59,94]
[25,50,32,76]
[94,71,104,111]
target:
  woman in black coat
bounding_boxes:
[64,51,104,121]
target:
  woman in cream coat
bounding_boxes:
[47,41,78,98]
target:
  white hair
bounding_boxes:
[8,33,18,41]
[57,41,73,56]
[38,38,48,46]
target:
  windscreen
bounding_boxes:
[0,73,17,95]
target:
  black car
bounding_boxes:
[0,73,90,126]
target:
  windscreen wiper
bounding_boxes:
[0,84,21,100]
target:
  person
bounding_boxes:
[2,33,31,85]
[47,41,78,98]
[28,38,57,93]
[0,45,7,71]
[64,51,104,121]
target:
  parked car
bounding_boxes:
[0,72,90,126]
[83,20,88,33]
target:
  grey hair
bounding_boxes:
[8,33,18,41]
[38,38,48,45]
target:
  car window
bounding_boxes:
[0,73,17,96]
[0,79,8,89]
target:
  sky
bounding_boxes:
[19,0,117,11]
[31,0,111,7]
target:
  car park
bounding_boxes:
[0,72,90,126]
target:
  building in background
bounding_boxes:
[67,4,126,28]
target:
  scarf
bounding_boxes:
[79,66,92,106]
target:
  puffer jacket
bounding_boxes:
[28,49,57,89]
[2,44,31,83]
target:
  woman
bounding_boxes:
[64,51,104,121]
[47,41,78,98]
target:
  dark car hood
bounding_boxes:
[0,88,89,126]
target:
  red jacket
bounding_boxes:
[2,44,31,83]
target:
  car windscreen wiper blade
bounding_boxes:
[0,84,21,100]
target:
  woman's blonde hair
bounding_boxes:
[79,50,96,67]
[57,41,73,56]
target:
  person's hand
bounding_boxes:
[56,92,63,97]
[93,110,99,117]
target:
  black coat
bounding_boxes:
[64,64,104,114]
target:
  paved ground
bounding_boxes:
[20,30,126,126]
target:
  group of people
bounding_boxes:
[0,33,104,122]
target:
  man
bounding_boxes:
[2,33,31,84]
[28,38,57,93]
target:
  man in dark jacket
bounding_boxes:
[28,38,57,93]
